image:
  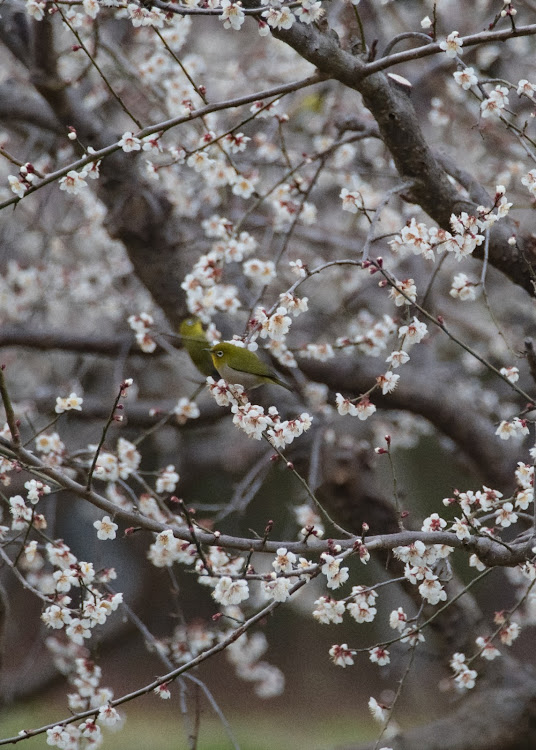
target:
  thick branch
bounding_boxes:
[0,436,532,564]
[346,686,536,750]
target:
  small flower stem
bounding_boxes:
[264,435,354,538]
[86,385,124,490]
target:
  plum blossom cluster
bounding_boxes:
[181,217,260,321]
[226,630,285,698]
[495,416,529,441]
[127,312,157,353]
[267,181,317,233]
[481,85,509,119]
[127,2,166,28]
[319,585,384,668]
[389,195,511,262]
[206,377,312,448]
[450,652,478,691]
[335,313,398,358]
[394,537,453,606]
[34,539,123,661]
[441,475,532,545]
[450,272,479,301]
[89,437,141,484]
[521,169,536,198]
[148,529,197,568]
[44,653,120,747]
[35,431,66,467]
[196,546,246,590]
[449,625,514,693]
[335,393,377,420]
[7,162,39,198]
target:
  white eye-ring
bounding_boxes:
[216,350,223,358]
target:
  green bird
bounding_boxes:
[179,317,219,378]
[209,342,292,390]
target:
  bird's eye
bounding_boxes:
[216,350,223,358]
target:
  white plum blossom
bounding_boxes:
[453,67,478,89]
[450,517,472,540]
[289,259,307,277]
[174,398,200,424]
[97,705,121,726]
[329,643,355,668]
[93,516,118,541]
[118,132,142,152]
[385,350,410,368]
[521,169,536,197]
[66,618,92,645]
[335,393,359,416]
[500,366,519,383]
[376,371,399,395]
[46,726,71,747]
[231,174,256,199]
[55,392,83,414]
[272,547,297,573]
[259,307,292,341]
[347,596,376,623]
[261,573,293,601]
[261,6,295,29]
[422,513,447,532]
[279,292,308,317]
[454,667,477,690]
[450,273,478,301]
[25,479,51,504]
[398,317,428,346]
[42,604,73,630]
[156,465,180,494]
[83,0,100,18]
[389,607,408,632]
[476,636,501,660]
[243,259,276,285]
[369,647,390,666]
[495,502,518,527]
[300,343,335,361]
[212,576,250,605]
[389,278,417,306]
[469,554,486,572]
[499,621,520,645]
[340,187,365,213]
[368,696,389,723]
[8,175,27,198]
[481,86,509,118]
[220,0,245,30]
[517,79,536,98]
[313,596,346,624]
[495,418,529,440]
[440,31,463,57]
[26,0,46,19]
[418,571,447,605]
[59,171,87,195]
[321,554,350,590]
[295,0,323,24]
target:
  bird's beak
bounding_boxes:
[203,348,212,352]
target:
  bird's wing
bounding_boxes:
[229,350,273,377]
